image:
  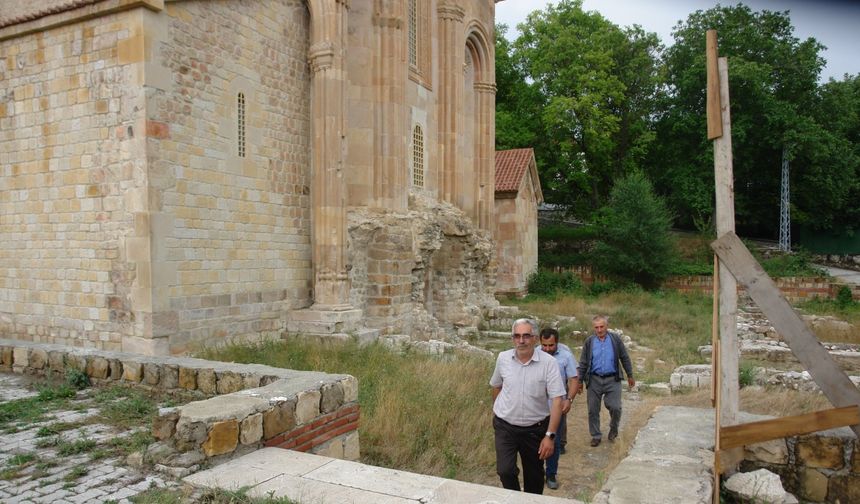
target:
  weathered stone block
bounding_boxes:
[86,357,109,379]
[123,361,143,382]
[340,376,358,402]
[320,382,344,414]
[143,363,161,386]
[312,438,344,459]
[746,439,789,465]
[66,354,86,372]
[243,374,261,389]
[263,400,296,440]
[197,369,216,395]
[216,371,244,394]
[343,431,361,461]
[295,390,321,424]
[160,365,179,389]
[29,348,48,370]
[800,468,828,502]
[12,347,28,368]
[175,419,208,451]
[0,347,12,368]
[829,474,860,504]
[167,450,205,468]
[797,435,844,469]
[240,413,263,445]
[107,359,123,380]
[202,420,239,457]
[853,439,860,473]
[179,367,197,390]
[153,408,180,441]
[48,351,65,374]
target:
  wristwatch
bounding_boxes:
[545,432,556,440]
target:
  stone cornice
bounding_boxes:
[0,0,163,42]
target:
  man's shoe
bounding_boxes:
[559,445,566,455]
[608,430,618,442]
[590,438,601,447]
[546,475,559,490]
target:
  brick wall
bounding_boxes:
[0,10,147,350]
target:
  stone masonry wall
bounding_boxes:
[347,193,498,339]
[0,10,148,350]
[0,338,360,473]
[143,0,312,354]
[743,425,859,503]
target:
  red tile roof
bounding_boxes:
[0,0,106,29]
[495,148,534,194]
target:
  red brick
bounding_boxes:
[146,120,170,139]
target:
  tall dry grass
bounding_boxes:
[200,339,497,482]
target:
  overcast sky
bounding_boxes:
[495,0,860,82]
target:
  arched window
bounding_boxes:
[412,124,424,188]
[237,92,246,157]
[407,0,430,87]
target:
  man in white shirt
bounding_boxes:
[490,318,566,494]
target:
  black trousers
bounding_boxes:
[493,415,548,494]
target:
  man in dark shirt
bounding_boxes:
[577,315,635,447]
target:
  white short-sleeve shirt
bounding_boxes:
[490,348,566,426]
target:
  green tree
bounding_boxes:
[650,5,841,237]
[513,0,662,217]
[591,171,676,289]
[495,24,544,151]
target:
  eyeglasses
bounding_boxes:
[513,333,533,340]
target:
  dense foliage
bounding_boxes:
[496,2,859,240]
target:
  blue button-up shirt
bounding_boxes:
[591,336,616,375]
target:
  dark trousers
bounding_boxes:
[586,374,622,439]
[493,415,548,494]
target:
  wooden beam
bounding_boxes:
[706,30,723,139]
[715,447,745,475]
[711,231,860,439]
[720,406,860,450]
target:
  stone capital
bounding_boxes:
[437,3,465,22]
[309,42,335,73]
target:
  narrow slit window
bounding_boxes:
[412,124,424,188]
[408,0,417,68]
[237,92,246,158]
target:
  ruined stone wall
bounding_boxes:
[348,193,497,338]
[0,10,148,349]
[145,0,312,353]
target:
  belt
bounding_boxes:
[494,415,549,429]
[595,373,616,378]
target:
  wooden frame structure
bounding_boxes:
[706,30,860,503]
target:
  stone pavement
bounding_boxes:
[0,373,183,504]
[186,447,583,504]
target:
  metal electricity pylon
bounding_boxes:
[778,146,790,252]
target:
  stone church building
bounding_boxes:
[0,0,515,355]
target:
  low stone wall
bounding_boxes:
[552,265,859,302]
[0,339,360,475]
[743,419,859,503]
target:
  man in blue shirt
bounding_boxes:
[576,315,635,447]
[539,328,579,490]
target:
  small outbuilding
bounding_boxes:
[494,148,544,296]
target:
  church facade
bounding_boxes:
[0,0,501,354]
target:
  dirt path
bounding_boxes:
[551,392,645,501]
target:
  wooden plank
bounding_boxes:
[706,30,723,139]
[712,231,860,439]
[714,56,738,433]
[720,406,860,450]
[711,255,719,407]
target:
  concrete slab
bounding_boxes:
[249,473,417,504]
[185,447,586,504]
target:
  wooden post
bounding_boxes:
[706,30,723,140]
[713,55,739,438]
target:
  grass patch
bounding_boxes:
[95,386,158,428]
[108,430,155,457]
[201,339,496,482]
[36,421,85,437]
[0,382,76,429]
[63,464,88,482]
[57,438,97,457]
[1,452,38,480]
[129,487,298,504]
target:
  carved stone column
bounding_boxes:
[475,81,496,231]
[373,1,406,209]
[436,2,465,207]
[289,0,364,337]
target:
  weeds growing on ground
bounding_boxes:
[0,382,76,429]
